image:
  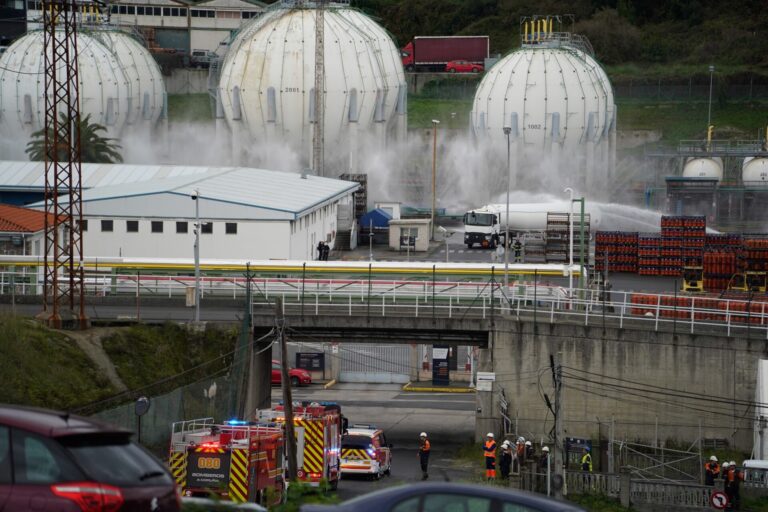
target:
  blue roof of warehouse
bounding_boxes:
[0,161,359,218]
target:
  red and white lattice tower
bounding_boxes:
[41,0,87,328]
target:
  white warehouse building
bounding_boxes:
[0,162,358,260]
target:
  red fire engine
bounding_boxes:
[169,418,285,506]
[258,402,346,489]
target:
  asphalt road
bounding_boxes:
[275,383,477,500]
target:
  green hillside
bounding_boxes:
[349,0,768,74]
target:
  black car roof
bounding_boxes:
[0,404,131,438]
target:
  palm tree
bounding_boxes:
[26,113,123,163]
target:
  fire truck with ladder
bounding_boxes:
[169,418,285,506]
[258,401,346,489]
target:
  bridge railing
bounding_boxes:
[1,270,767,336]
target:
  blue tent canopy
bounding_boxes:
[359,208,392,229]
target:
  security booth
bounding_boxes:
[389,219,431,252]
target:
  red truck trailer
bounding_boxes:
[401,35,489,72]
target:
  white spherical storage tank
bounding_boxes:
[0,29,164,144]
[92,30,165,131]
[217,3,407,173]
[682,157,724,182]
[471,33,616,195]
[743,157,768,184]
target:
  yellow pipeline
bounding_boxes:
[707,125,714,151]
[524,20,528,42]
[549,17,553,34]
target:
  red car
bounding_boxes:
[0,404,180,512]
[445,60,483,73]
[272,360,312,387]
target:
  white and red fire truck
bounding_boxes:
[258,401,346,489]
[169,417,285,506]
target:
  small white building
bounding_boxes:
[388,218,431,252]
[26,0,266,53]
[12,162,357,260]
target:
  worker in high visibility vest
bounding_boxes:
[704,455,720,486]
[580,447,593,472]
[483,433,497,480]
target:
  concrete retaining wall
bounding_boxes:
[477,318,768,450]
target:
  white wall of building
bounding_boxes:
[80,201,340,261]
[82,217,291,260]
[290,203,337,261]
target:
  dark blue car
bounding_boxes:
[301,482,586,512]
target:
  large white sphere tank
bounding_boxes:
[742,157,768,184]
[218,3,407,171]
[470,35,616,195]
[91,30,165,128]
[683,157,724,181]
[0,30,137,141]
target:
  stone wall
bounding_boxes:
[477,317,768,451]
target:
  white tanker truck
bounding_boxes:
[462,202,600,249]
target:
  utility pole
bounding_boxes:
[193,188,201,323]
[551,354,564,499]
[276,297,297,480]
[431,119,439,240]
[312,0,325,176]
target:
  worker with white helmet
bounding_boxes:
[524,440,534,460]
[418,432,430,480]
[483,433,497,480]
[704,455,720,486]
[499,440,513,480]
[724,460,743,508]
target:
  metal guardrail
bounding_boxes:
[629,480,711,509]
[3,271,768,336]
[565,471,621,497]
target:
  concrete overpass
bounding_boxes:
[2,275,767,451]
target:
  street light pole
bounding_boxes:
[503,126,512,290]
[193,188,201,323]
[431,120,440,241]
[564,187,574,299]
[707,65,715,128]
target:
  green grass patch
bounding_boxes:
[568,494,632,512]
[100,323,238,396]
[617,100,768,143]
[408,97,473,130]
[167,93,213,123]
[0,315,117,410]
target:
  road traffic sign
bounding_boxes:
[710,490,728,509]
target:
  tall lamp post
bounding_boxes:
[503,125,512,290]
[431,119,440,241]
[564,187,574,299]
[192,188,201,323]
[707,65,715,129]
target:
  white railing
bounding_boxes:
[2,271,768,336]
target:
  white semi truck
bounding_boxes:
[462,202,599,249]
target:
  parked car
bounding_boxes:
[445,60,483,73]
[271,360,312,387]
[340,424,392,479]
[300,482,586,512]
[190,49,218,68]
[0,404,180,511]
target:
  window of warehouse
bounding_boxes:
[225,223,237,235]
[101,220,113,232]
[201,223,213,234]
[77,220,88,232]
[126,221,139,233]
[136,6,144,15]
[151,221,164,233]
[176,222,188,234]
[163,7,170,16]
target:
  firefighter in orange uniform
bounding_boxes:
[418,432,431,480]
[483,433,497,480]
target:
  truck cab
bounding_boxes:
[463,210,500,248]
[401,42,414,71]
